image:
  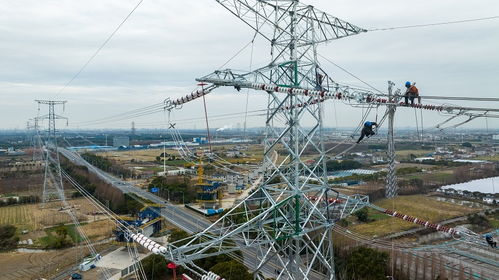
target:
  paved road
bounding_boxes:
[61,148,202,232]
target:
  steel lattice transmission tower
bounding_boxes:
[26,119,40,161]
[385,82,398,198]
[161,1,371,279]
[28,117,45,162]
[36,100,68,206]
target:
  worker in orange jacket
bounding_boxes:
[404,81,421,105]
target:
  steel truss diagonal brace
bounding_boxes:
[163,186,370,278]
[215,0,366,44]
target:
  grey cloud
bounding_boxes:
[1,0,498,130]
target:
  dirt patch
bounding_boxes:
[80,219,115,241]
[100,148,171,163]
[0,243,113,280]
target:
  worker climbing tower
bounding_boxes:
[160,1,371,279]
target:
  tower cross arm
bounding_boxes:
[53,114,69,120]
[216,0,366,44]
[34,100,67,105]
[296,3,367,44]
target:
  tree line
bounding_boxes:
[0,195,40,207]
[61,160,140,215]
[82,152,136,179]
[148,176,196,204]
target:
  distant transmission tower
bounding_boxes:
[27,117,44,162]
[131,121,136,136]
[36,100,67,206]
[26,120,36,159]
[161,1,371,279]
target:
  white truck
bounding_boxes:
[78,254,101,272]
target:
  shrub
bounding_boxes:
[0,225,19,251]
[354,208,369,223]
[346,247,389,280]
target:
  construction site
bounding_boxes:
[1,1,498,280]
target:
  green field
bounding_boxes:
[474,155,499,161]
[348,195,481,237]
[39,224,83,247]
[403,169,455,182]
[395,149,433,157]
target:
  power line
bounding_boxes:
[417,95,499,102]
[76,107,165,126]
[319,53,499,103]
[55,0,145,98]
[318,53,385,94]
[75,101,163,125]
[218,37,255,70]
[85,109,267,128]
[368,15,499,31]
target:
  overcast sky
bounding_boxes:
[1,0,499,132]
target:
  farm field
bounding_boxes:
[474,154,499,161]
[0,203,33,230]
[98,144,265,169]
[347,195,481,237]
[372,162,439,170]
[80,219,114,241]
[100,148,167,162]
[395,149,433,157]
[0,198,110,232]
[404,169,455,182]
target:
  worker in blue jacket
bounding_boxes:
[485,234,497,248]
[356,121,378,143]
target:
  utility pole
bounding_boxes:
[385,82,398,198]
[36,100,67,206]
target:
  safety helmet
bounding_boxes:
[405,81,411,87]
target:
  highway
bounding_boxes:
[59,148,320,279]
[60,148,210,233]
